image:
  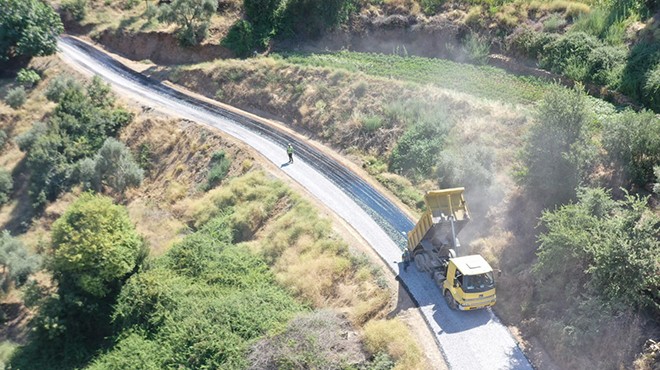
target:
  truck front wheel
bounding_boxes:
[444,290,457,310]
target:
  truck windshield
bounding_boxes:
[463,272,495,293]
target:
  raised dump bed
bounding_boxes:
[407,187,470,255]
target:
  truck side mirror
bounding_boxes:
[496,269,502,277]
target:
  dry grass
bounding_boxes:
[363,318,425,370]
[180,171,392,326]
[127,199,185,256]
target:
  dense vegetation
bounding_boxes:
[16,76,138,210]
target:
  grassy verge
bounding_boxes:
[278,51,551,106]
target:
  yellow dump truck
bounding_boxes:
[407,188,496,310]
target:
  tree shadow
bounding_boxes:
[386,275,418,319]
[2,157,35,234]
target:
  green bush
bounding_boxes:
[0,230,41,291]
[205,150,231,190]
[620,41,660,108]
[14,121,47,152]
[586,45,626,87]
[277,0,359,39]
[0,168,13,205]
[540,32,599,74]
[87,332,167,370]
[389,118,451,178]
[223,20,259,58]
[45,74,82,102]
[97,210,303,369]
[602,109,660,186]
[570,7,608,37]
[93,138,144,194]
[16,69,41,87]
[5,87,27,109]
[61,0,88,21]
[507,27,557,60]
[535,187,660,312]
[361,115,384,133]
[463,32,490,65]
[51,193,145,297]
[0,0,64,60]
[642,62,660,111]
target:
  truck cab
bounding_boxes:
[442,255,496,311]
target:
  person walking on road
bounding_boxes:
[287,143,294,164]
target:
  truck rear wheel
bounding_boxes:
[414,254,426,271]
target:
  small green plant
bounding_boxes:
[463,32,490,65]
[420,0,445,15]
[16,69,40,87]
[361,115,383,132]
[205,151,231,190]
[61,0,88,21]
[543,14,567,32]
[5,87,27,109]
[0,130,7,152]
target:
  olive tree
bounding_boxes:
[158,0,217,46]
[93,138,144,195]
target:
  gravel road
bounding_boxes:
[57,36,533,370]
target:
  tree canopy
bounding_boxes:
[50,193,144,297]
[0,0,64,61]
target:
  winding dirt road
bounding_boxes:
[57,36,533,370]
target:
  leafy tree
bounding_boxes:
[602,109,660,187]
[0,0,64,61]
[93,138,144,195]
[0,168,12,205]
[158,0,217,46]
[0,231,41,291]
[654,166,660,194]
[277,0,358,39]
[50,193,144,297]
[535,187,660,313]
[518,86,595,207]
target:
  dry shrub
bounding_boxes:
[564,2,590,18]
[464,6,483,27]
[363,318,424,370]
[248,310,367,370]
